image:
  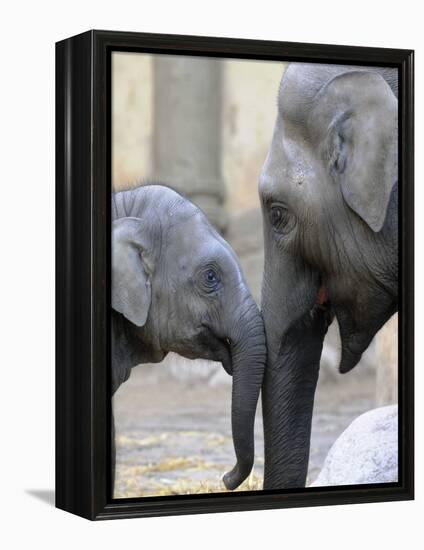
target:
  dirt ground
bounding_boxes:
[113,363,376,498]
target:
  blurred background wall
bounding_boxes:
[111,53,398,496]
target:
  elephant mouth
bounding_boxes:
[313,283,334,323]
[214,336,233,375]
[199,325,233,376]
[315,282,371,374]
[315,284,329,308]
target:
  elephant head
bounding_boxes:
[111,184,266,490]
[259,64,398,489]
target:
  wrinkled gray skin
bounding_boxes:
[260,64,398,489]
[111,184,266,492]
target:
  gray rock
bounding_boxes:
[310,405,398,487]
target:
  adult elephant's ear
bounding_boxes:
[321,71,398,232]
[112,217,152,327]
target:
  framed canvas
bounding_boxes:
[56,30,414,520]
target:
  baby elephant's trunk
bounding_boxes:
[223,300,266,490]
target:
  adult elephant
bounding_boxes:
[259,64,398,489]
[111,184,266,492]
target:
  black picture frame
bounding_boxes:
[56,29,414,520]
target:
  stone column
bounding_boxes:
[375,314,398,406]
[152,55,227,232]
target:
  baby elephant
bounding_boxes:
[111,184,266,492]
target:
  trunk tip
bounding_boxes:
[223,462,253,491]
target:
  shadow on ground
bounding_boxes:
[26,489,55,507]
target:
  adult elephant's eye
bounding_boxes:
[270,205,296,235]
[271,206,284,226]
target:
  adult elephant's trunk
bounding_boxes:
[223,299,266,490]
[262,311,328,489]
[261,248,329,489]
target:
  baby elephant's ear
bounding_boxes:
[323,71,398,232]
[112,218,152,327]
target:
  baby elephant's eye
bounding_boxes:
[206,269,218,283]
[200,267,221,293]
[270,205,296,235]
